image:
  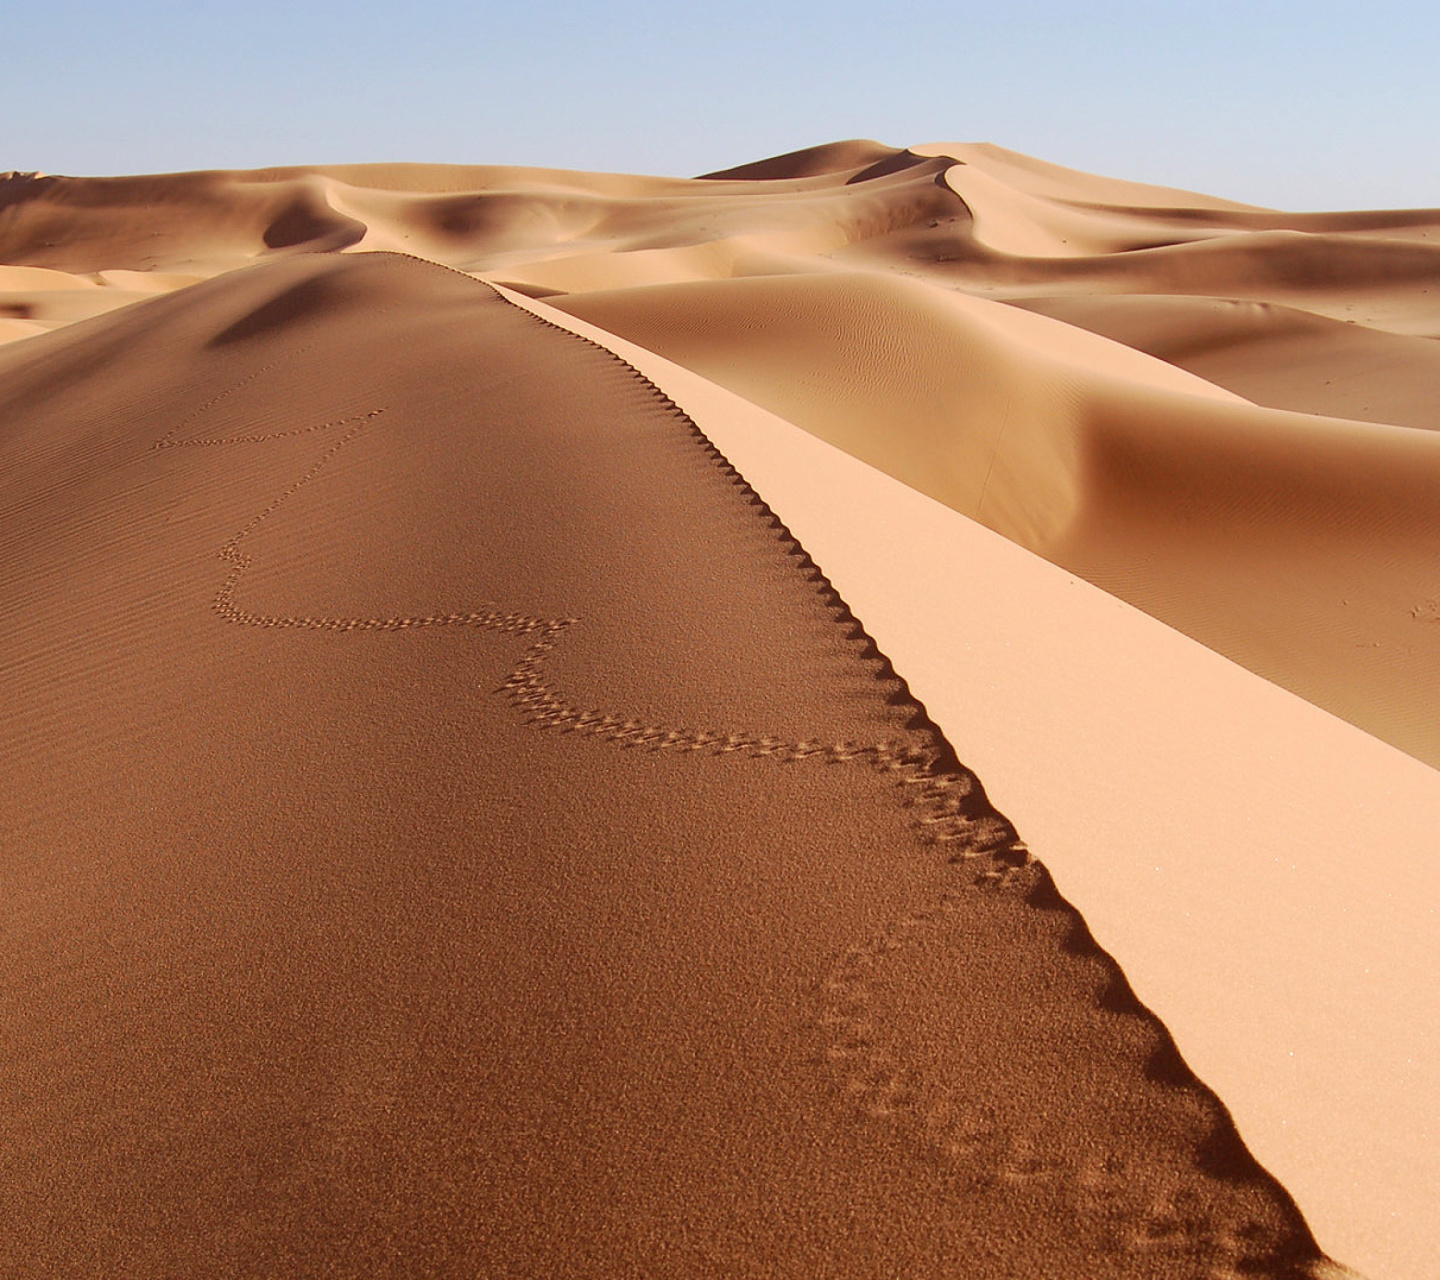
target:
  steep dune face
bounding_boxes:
[547,270,1239,541]
[553,271,1440,768]
[526,295,1439,1280]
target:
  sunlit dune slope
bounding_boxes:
[525,291,1439,1280]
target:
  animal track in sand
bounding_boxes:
[153,270,1027,868]
[152,257,1314,1277]
[817,897,1301,1277]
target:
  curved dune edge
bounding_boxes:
[548,269,1440,772]
[505,287,1439,1280]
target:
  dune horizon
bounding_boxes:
[1,139,1434,1279]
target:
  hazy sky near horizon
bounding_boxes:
[6,0,1435,210]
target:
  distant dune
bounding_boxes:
[1,141,1435,1280]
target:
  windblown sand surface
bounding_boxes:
[1,143,1435,1278]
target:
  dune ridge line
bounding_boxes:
[498,273,1333,1275]
[126,251,1324,1274]
[487,267,1326,1273]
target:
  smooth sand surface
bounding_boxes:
[2,141,1436,1278]
[519,294,1434,1280]
[1012,294,1440,432]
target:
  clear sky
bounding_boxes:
[5,0,1436,211]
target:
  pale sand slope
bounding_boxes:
[1011,295,1440,432]
[0,251,1327,1277]
[4,147,1438,773]
[551,271,1440,770]
[517,293,1438,1280]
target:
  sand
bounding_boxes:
[523,295,1437,1280]
[1,141,1435,1278]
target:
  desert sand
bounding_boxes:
[1,142,1435,1278]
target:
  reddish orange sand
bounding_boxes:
[2,142,1434,1278]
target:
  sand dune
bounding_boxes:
[0,250,1325,1278]
[6,144,1437,770]
[2,140,1436,1278]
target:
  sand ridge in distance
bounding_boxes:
[1,142,1434,1278]
[4,142,1438,765]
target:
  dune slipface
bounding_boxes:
[0,251,1326,1276]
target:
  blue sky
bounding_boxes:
[5,0,1436,210]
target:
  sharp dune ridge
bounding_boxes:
[0,141,1432,1279]
[0,250,1316,1277]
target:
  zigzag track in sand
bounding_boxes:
[152,253,1315,1278]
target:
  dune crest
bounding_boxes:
[519,290,1439,1280]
